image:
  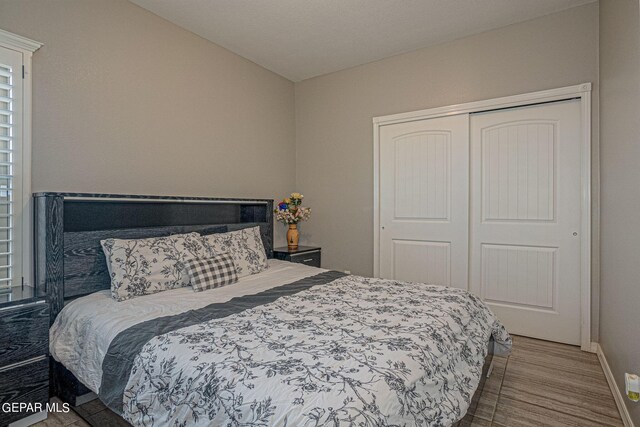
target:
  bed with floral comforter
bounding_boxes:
[90,270,510,427]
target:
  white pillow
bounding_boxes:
[201,226,268,278]
[101,232,207,301]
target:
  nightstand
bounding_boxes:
[273,246,322,268]
[0,299,49,426]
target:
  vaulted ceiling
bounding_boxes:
[129,0,596,81]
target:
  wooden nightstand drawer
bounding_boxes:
[289,250,321,268]
[0,356,49,426]
[274,246,322,268]
[0,302,49,369]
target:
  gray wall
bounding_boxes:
[294,3,600,338]
[0,0,295,200]
[599,0,640,423]
[0,1,613,353]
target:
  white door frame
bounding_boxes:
[373,83,592,351]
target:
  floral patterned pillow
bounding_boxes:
[101,232,208,301]
[201,226,268,278]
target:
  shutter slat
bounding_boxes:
[0,61,18,290]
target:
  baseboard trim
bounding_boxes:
[75,391,98,406]
[596,343,635,427]
[8,410,47,427]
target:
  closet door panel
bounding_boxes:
[470,100,582,345]
[379,114,469,289]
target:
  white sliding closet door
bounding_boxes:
[469,100,582,345]
[379,114,469,289]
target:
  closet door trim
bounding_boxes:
[373,83,593,352]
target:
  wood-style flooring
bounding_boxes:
[454,335,623,427]
[33,335,623,427]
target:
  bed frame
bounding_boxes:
[33,192,495,424]
[33,193,274,405]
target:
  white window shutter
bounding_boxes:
[0,47,23,292]
[0,29,40,300]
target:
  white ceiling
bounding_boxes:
[129,0,596,82]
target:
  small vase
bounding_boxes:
[287,224,299,250]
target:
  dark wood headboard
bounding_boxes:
[33,193,274,324]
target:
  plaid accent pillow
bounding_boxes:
[185,253,238,292]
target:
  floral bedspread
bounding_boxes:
[107,273,510,426]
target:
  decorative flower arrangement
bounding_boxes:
[275,192,311,225]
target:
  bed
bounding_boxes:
[35,193,511,427]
